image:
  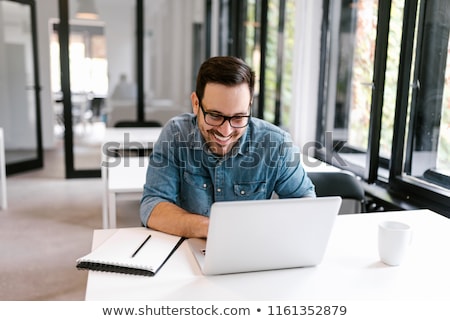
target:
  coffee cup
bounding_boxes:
[378,221,412,266]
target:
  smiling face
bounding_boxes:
[192,83,251,156]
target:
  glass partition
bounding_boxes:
[0,0,43,175]
[55,0,201,177]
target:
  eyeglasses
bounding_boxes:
[198,102,251,128]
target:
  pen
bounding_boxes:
[131,234,152,258]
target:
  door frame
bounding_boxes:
[4,0,44,175]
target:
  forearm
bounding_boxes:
[146,202,209,238]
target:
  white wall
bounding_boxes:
[95,0,136,98]
[145,0,198,107]
[0,5,11,145]
[36,0,58,149]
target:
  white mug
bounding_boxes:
[378,221,412,266]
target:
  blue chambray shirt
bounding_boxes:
[140,113,316,225]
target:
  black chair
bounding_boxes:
[114,120,162,127]
[308,171,366,214]
[113,120,162,157]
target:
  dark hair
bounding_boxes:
[195,56,255,103]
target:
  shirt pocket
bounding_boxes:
[183,170,212,190]
[180,170,212,215]
[234,181,266,199]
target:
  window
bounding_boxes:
[207,0,295,127]
[318,0,401,180]
[319,0,450,216]
[50,22,108,96]
[396,0,450,198]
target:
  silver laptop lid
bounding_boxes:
[194,196,341,275]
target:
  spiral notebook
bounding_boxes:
[76,227,184,277]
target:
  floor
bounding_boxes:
[0,130,142,301]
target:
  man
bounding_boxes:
[140,56,315,238]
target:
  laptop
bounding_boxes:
[188,196,342,275]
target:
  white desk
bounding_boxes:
[106,157,148,228]
[84,209,450,300]
[101,127,162,228]
[0,128,6,210]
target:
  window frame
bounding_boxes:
[389,0,450,214]
[205,0,295,127]
[318,0,450,217]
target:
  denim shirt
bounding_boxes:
[140,113,315,225]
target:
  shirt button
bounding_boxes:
[203,183,207,188]
[217,188,221,193]
[240,190,246,195]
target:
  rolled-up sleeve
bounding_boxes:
[139,122,181,225]
[274,132,316,198]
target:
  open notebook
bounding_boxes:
[188,196,342,275]
[76,227,184,276]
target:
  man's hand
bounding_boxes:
[146,202,209,238]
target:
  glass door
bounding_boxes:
[0,0,43,175]
[56,0,109,178]
[57,0,203,178]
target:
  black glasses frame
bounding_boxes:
[198,102,251,128]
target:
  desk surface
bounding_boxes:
[102,127,163,149]
[84,209,450,300]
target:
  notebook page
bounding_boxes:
[77,228,182,272]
